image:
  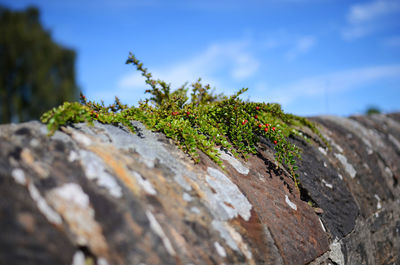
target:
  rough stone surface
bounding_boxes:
[0,113,399,265]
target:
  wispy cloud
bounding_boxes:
[256,64,400,106]
[285,36,316,60]
[382,36,400,47]
[263,32,317,60]
[170,0,326,11]
[115,40,260,103]
[342,25,376,40]
[347,0,400,23]
[32,0,159,11]
[343,0,400,40]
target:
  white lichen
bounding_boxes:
[285,195,297,211]
[374,194,382,210]
[132,171,157,195]
[11,167,62,225]
[182,192,193,202]
[329,239,345,265]
[11,168,26,185]
[318,147,327,156]
[319,218,326,232]
[322,179,333,189]
[71,130,92,146]
[206,167,252,221]
[47,183,108,254]
[145,210,176,256]
[68,150,79,162]
[335,153,357,179]
[214,242,227,257]
[28,182,62,225]
[218,150,249,175]
[79,150,123,198]
[71,251,85,265]
[211,220,252,260]
[51,183,89,208]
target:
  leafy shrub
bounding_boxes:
[366,106,381,115]
[41,52,327,188]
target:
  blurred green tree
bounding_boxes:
[0,5,80,123]
[366,106,381,115]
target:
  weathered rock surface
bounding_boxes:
[0,113,399,265]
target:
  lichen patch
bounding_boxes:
[206,167,252,221]
[47,183,109,256]
[285,195,297,211]
[145,210,176,256]
[219,150,249,175]
[335,153,357,179]
[79,149,123,198]
[132,171,157,195]
[211,220,254,264]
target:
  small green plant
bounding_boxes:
[365,105,381,115]
[41,52,327,189]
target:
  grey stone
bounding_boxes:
[0,113,399,265]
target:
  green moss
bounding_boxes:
[40,52,327,189]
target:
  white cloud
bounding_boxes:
[347,0,400,24]
[264,39,281,49]
[343,0,400,40]
[285,36,316,60]
[36,0,158,11]
[382,36,400,47]
[262,31,317,60]
[257,64,400,105]
[342,24,376,40]
[172,0,327,11]
[118,73,145,90]
[118,40,260,95]
[231,54,260,80]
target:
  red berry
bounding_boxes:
[272,127,276,131]
[265,123,270,127]
[274,140,277,144]
[258,124,262,128]
[242,120,248,125]
[186,111,190,115]
[264,127,268,132]
[256,106,260,110]
[254,115,258,119]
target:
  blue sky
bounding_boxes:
[3,0,400,116]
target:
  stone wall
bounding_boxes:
[0,113,399,265]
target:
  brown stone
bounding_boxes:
[0,114,399,265]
